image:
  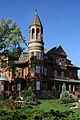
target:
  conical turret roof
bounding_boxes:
[30,10,43,27]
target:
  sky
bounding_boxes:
[0,0,80,76]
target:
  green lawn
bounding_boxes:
[0,99,80,119]
[39,99,69,112]
[39,99,80,117]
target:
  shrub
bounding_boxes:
[3,99,22,109]
[21,86,35,101]
[60,91,70,98]
[0,108,79,120]
[59,97,75,104]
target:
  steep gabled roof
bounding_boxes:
[46,47,57,54]
[55,46,67,56]
[46,46,67,57]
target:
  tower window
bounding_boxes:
[36,28,40,39]
[32,28,35,39]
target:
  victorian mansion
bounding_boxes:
[0,11,80,98]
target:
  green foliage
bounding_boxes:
[0,109,27,120]
[0,99,80,120]
[21,86,35,101]
[76,85,80,92]
[2,99,22,109]
[0,108,79,120]
[60,83,70,99]
[0,19,26,52]
[59,97,76,104]
[0,92,4,101]
[60,91,70,98]
[0,18,27,68]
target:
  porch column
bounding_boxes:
[69,85,71,92]
[12,86,14,91]
[0,82,4,92]
[73,84,75,92]
[53,82,56,90]
[45,81,47,90]
[1,84,4,91]
[59,84,61,91]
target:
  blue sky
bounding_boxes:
[0,0,80,75]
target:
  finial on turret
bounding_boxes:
[35,9,38,15]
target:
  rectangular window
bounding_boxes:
[44,68,47,75]
[54,70,57,77]
[58,70,61,76]
[17,83,21,91]
[42,66,43,74]
[36,81,40,90]
[36,52,40,59]
[0,84,4,91]
[61,71,64,78]
[36,66,41,73]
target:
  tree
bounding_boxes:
[0,19,27,68]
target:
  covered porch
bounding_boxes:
[44,78,80,92]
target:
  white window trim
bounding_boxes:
[36,81,40,90]
[17,83,21,91]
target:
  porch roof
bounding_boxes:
[45,77,80,83]
[54,78,80,83]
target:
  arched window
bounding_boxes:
[36,28,40,39]
[32,28,35,39]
